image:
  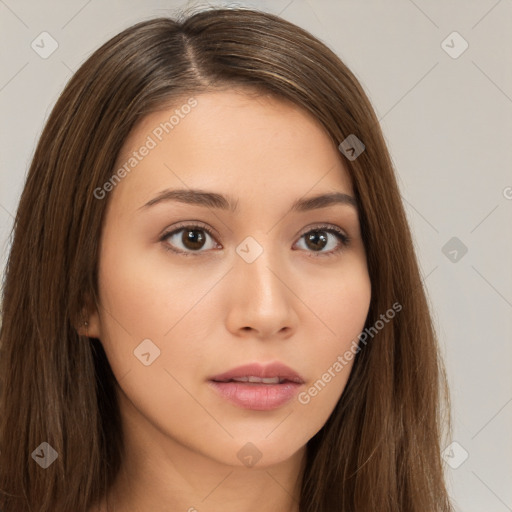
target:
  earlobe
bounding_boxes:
[76,304,101,339]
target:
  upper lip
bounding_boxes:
[209,362,305,384]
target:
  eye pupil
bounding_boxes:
[183,229,206,250]
[305,231,328,251]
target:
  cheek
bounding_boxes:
[97,237,213,339]
[95,237,170,374]
[95,246,215,435]
[95,237,227,386]
[296,260,371,412]
[306,255,371,342]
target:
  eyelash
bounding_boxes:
[159,222,350,258]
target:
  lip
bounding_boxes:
[209,362,305,384]
[208,362,305,411]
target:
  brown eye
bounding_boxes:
[162,225,219,254]
[294,226,349,256]
[304,231,328,251]
[182,229,206,250]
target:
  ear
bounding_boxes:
[76,296,102,339]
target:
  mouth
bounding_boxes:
[209,361,305,384]
[208,362,305,410]
[211,376,299,384]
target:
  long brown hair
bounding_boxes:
[0,7,452,511]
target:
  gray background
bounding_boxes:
[1,0,511,510]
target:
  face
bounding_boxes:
[86,89,371,469]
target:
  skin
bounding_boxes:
[84,89,371,512]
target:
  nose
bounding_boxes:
[224,245,299,340]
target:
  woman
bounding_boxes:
[0,7,452,512]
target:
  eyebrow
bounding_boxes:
[139,188,358,213]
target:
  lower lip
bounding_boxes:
[208,381,302,410]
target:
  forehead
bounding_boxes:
[110,89,354,212]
